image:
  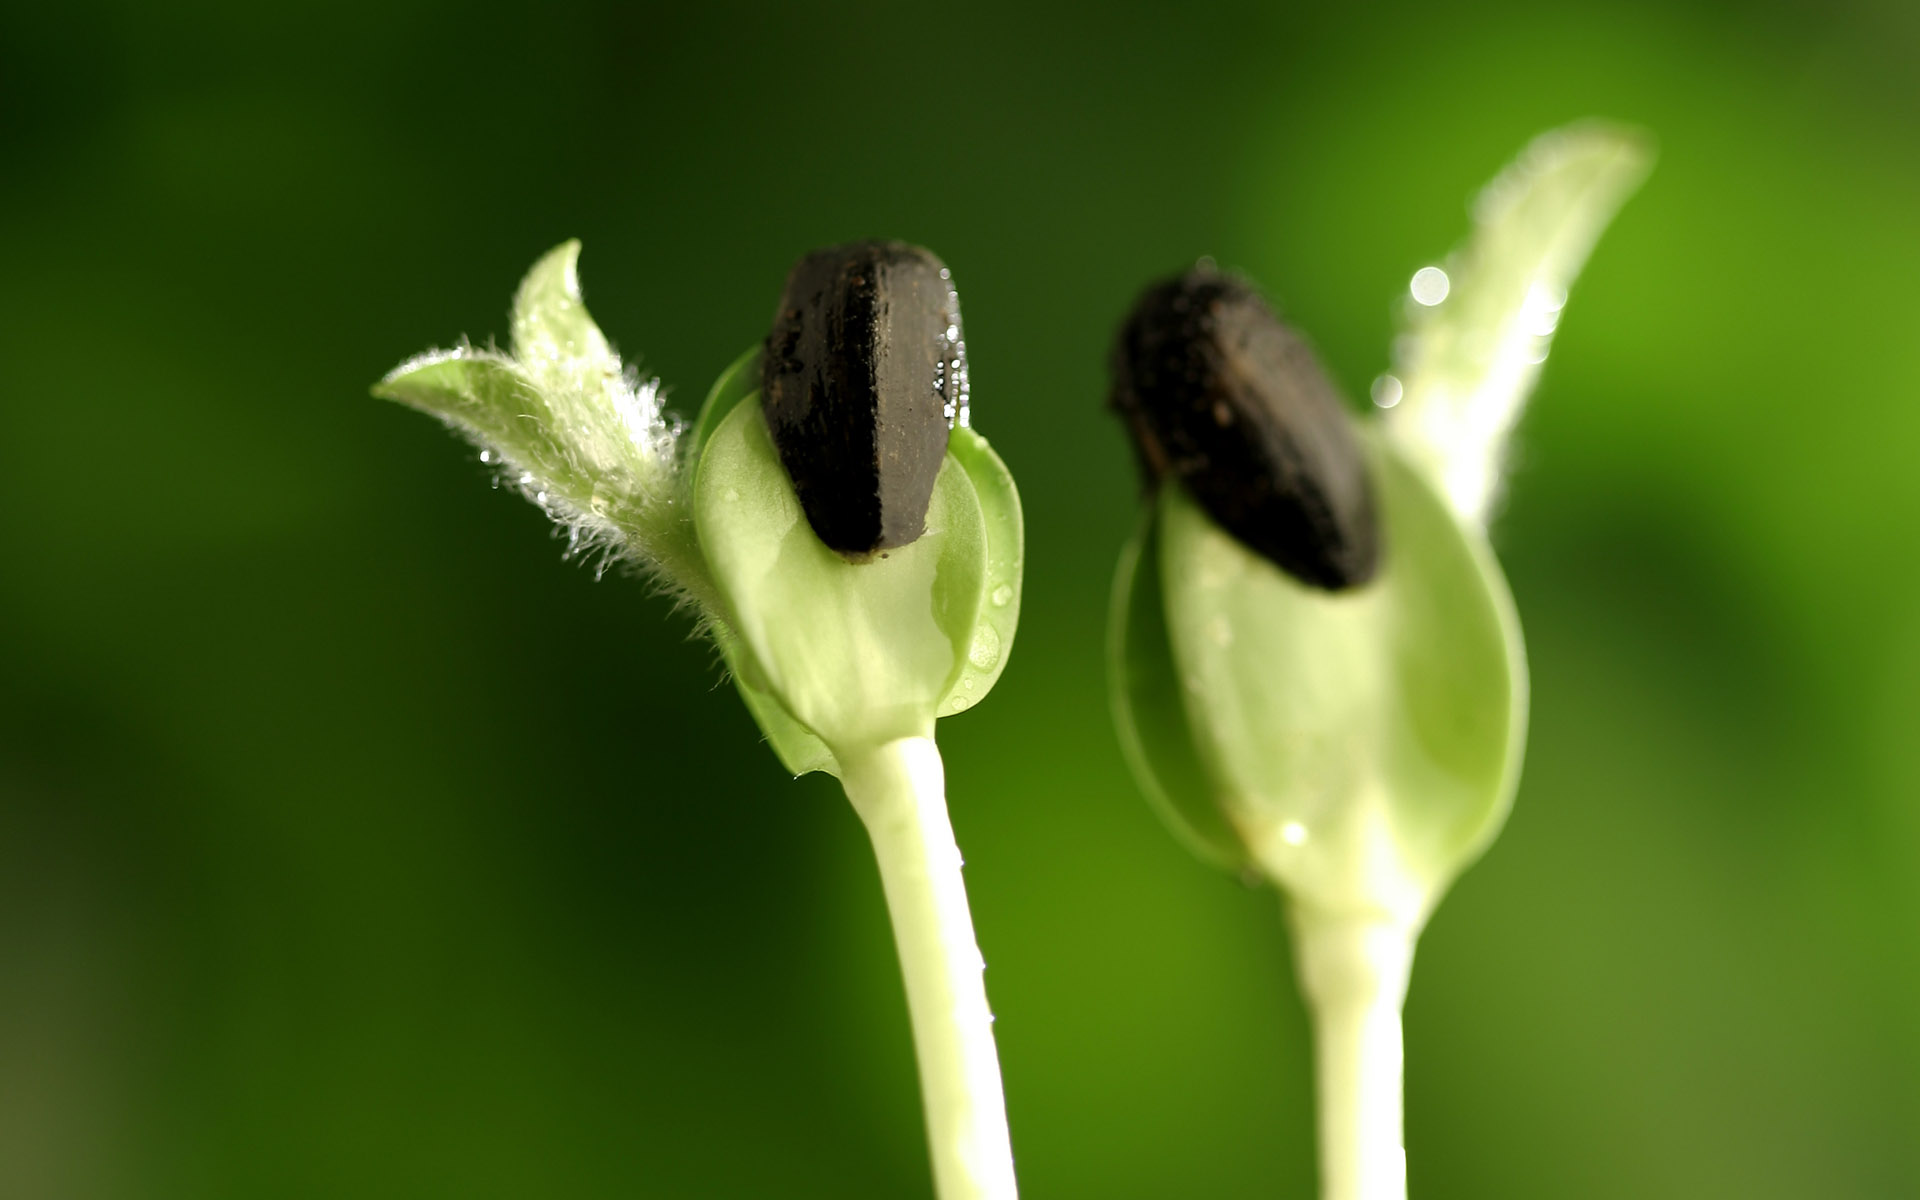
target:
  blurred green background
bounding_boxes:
[4,0,1919,1195]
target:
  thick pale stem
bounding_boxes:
[840,737,1018,1200]
[1289,907,1417,1200]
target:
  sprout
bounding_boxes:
[376,239,1025,1200]
[1106,124,1650,1200]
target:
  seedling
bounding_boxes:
[376,240,1024,1200]
[1107,124,1649,1200]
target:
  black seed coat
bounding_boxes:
[1110,269,1380,590]
[761,240,963,558]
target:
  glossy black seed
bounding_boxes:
[1110,268,1380,590]
[761,240,965,558]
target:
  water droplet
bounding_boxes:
[1370,374,1404,409]
[1410,265,1450,306]
[990,584,1013,607]
[723,488,740,503]
[962,678,975,690]
[951,696,970,711]
[967,625,1001,671]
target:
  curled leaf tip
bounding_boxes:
[1386,121,1652,525]
[372,242,710,604]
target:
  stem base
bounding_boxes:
[842,737,1018,1200]
[1289,907,1416,1200]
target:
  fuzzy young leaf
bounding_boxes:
[376,350,610,517]
[1386,122,1652,524]
[374,242,710,604]
[1156,437,1526,925]
[512,240,618,389]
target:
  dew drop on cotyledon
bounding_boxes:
[761,240,968,559]
[968,625,1001,672]
[1108,266,1380,590]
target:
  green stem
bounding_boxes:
[840,737,1019,1200]
[1289,906,1416,1200]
